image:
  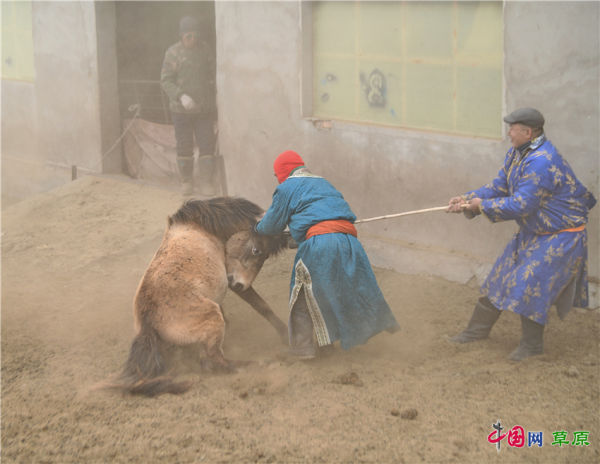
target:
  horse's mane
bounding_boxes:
[169,197,263,241]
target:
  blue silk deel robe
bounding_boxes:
[465,136,596,324]
[256,169,399,349]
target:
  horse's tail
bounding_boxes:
[103,325,192,397]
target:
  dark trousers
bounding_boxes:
[290,289,316,356]
[171,112,215,158]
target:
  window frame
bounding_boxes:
[300,1,506,140]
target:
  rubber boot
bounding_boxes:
[177,156,194,196]
[508,316,544,361]
[449,298,501,343]
[289,291,316,359]
[196,154,216,197]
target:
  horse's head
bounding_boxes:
[225,228,288,292]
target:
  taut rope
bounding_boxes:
[355,205,466,224]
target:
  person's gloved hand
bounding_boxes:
[180,94,196,110]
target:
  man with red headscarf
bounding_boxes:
[255,150,399,359]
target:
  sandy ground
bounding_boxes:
[1,175,599,463]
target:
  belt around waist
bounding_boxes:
[539,224,585,235]
[305,219,357,240]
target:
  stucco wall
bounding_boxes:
[215,1,599,303]
[2,1,596,303]
[2,1,105,204]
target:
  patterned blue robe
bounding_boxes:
[256,169,399,349]
[465,135,596,324]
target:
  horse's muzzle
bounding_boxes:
[227,274,245,292]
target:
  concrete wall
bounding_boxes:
[215,1,599,304]
[2,1,110,205]
[2,1,597,303]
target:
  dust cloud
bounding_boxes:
[1,175,598,463]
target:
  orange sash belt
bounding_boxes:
[305,220,357,240]
[539,224,585,235]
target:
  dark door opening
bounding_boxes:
[115,1,216,124]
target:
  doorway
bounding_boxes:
[115,1,216,124]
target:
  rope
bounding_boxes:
[87,103,142,174]
[355,204,466,224]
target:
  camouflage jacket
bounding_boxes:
[160,41,216,116]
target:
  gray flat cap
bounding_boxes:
[179,16,199,34]
[503,107,545,128]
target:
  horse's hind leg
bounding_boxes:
[159,298,234,373]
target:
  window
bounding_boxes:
[1,0,35,82]
[312,1,503,138]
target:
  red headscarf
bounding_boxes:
[273,150,304,184]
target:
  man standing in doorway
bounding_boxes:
[161,16,217,196]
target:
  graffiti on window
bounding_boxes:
[360,69,386,107]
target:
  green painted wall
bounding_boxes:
[312,1,503,138]
[1,0,35,82]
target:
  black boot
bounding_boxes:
[289,290,316,359]
[177,156,194,196]
[196,154,216,196]
[509,316,544,361]
[449,298,501,343]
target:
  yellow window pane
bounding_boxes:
[313,1,356,55]
[404,2,454,60]
[404,63,454,132]
[456,66,502,138]
[457,1,503,63]
[1,0,35,81]
[313,56,357,120]
[357,2,403,57]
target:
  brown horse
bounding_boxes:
[108,197,288,396]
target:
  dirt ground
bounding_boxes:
[2,175,598,463]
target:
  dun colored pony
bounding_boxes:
[109,197,288,397]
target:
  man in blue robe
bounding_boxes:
[448,108,596,361]
[256,150,399,359]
